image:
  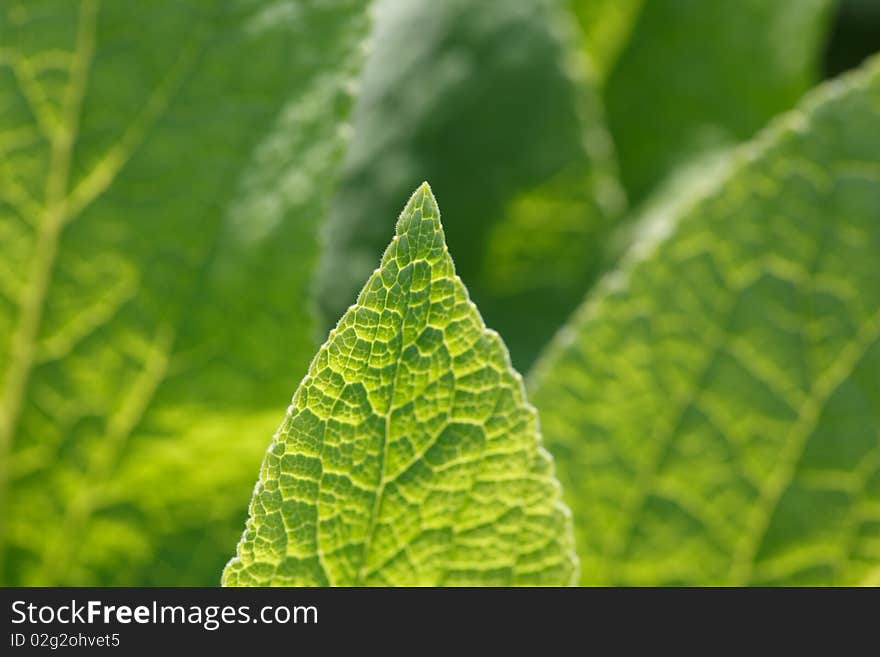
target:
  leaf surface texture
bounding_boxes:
[225,184,577,586]
[530,57,880,585]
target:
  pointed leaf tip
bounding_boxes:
[395,181,441,235]
[225,184,577,586]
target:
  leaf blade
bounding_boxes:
[0,0,371,585]
[529,57,880,585]
[605,0,835,202]
[224,184,577,586]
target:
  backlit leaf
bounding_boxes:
[224,184,577,586]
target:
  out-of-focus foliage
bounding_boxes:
[0,0,371,585]
[317,0,842,372]
[225,184,577,586]
[530,57,880,585]
[605,0,835,203]
[568,0,642,81]
[316,0,625,371]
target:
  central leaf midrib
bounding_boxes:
[354,218,426,585]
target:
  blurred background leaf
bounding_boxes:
[0,0,370,585]
[530,57,880,585]
[604,0,835,205]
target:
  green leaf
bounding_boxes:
[529,57,880,585]
[224,183,577,586]
[605,0,835,202]
[316,0,625,371]
[0,0,370,585]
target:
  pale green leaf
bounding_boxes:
[0,0,370,585]
[224,184,577,586]
[316,0,625,370]
[606,0,835,202]
[529,57,880,585]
